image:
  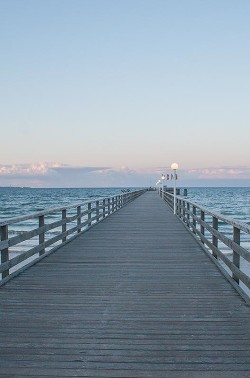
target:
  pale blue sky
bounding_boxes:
[0,0,250,187]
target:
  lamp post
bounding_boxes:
[155,180,161,195]
[161,174,165,199]
[171,163,179,214]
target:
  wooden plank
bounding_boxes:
[1,192,250,376]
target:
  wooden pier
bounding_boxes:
[1,191,250,377]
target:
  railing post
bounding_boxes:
[62,209,67,242]
[77,206,81,233]
[96,201,100,222]
[181,200,185,221]
[108,198,111,215]
[1,225,9,278]
[88,203,92,227]
[212,216,218,259]
[233,226,240,284]
[178,199,181,217]
[187,202,190,227]
[103,199,106,218]
[176,198,179,216]
[201,210,205,244]
[171,194,174,210]
[39,215,45,255]
[192,205,196,234]
[112,197,115,212]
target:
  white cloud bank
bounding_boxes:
[0,163,250,187]
[186,167,250,179]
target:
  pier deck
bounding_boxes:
[1,191,250,377]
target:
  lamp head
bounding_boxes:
[171,163,179,170]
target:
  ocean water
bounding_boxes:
[1,186,249,223]
[185,187,250,225]
[0,187,142,221]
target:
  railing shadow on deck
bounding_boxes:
[161,190,250,304]
[0,189,147,286]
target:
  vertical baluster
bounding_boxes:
[176,198,179,216]
[233,226,240,284]
[201,210,205,244]
[212,216,218,259]
[176,198,182,218]
[103,199,106,218]
[88,203,92,227]
[39,215,45,255]
[62,209,67,242]
[192,205,196,234]
[1,225,9,278]
[112,197,115,212]
[96,201,100,222]
[77,206,81,233]
[108,198,111,215]
[182,201,186,222]
[187,202,190,227]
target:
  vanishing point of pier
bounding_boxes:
[1,191,250,377]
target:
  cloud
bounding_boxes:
[52,166,111,175]
[0,163,112,187]
[98,166,136,176]
[0,162,250,187]
[185,166,250,179]
[0,162,62,177]
[0,163,110,177]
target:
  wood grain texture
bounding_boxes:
[1,191,250,377]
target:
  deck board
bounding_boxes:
[1,191,250,377]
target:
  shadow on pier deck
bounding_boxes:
[1,191,250,377]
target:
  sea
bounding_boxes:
[0,186,250,295]
[0,186,249,223]
[0,187,142,221]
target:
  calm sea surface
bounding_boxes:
[0,186,250,223]
[0,187,142,221]
[186,187,250,225]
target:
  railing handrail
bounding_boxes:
[0,191,144,227]
[165,191,250,234]
[161,189,250,302]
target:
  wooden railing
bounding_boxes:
[0,189,146,285]
[162,190,250,300]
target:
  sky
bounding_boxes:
[0,0,250,187]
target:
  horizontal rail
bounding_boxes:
[162,190,250,299]
[0,189,147,284]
